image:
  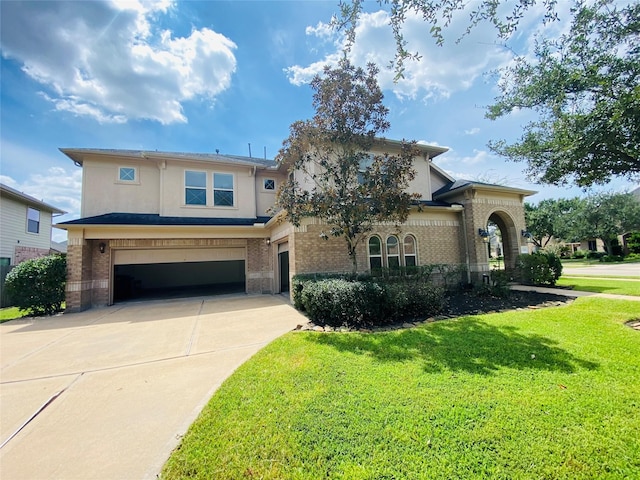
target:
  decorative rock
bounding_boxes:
[312,326,324,332]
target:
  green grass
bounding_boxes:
[557,277,640,296]
[0,306,27,323]
[162,298,640,479]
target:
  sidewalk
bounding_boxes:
[510,284,640,302]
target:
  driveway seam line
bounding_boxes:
[1,307,126,372]
[0,341,270,385]
[184,300,204,356]
[0,373,84,449]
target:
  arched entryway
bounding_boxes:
[486,210,520,270]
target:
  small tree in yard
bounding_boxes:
[275,59,420,273]
[4,254,66,316]
[524,198,584,248]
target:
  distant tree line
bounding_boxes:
[525,192,640,255]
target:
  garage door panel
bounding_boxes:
[114,248,245,265]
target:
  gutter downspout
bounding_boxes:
[459,205,472,284]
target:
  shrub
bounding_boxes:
[476,268,512,298]
[601,255,624,263]
[625,252,640,261]
[587,251,606,260]
[291,272,370,310]
[571,250,587,259]
[516,252,562,286]
[4,255,66,316]
[385,282,446,321]
[293,271,448,328]
[627,232,640,254]
[300,279,387,328]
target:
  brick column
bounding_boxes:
[91,240,110,307]
[246,238,274,294]
[65,237,93,312]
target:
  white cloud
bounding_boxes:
[286,8,513,102]
[0,0,237,125]
[1,167,83,241]
[438,149,491,166]
[465,127,480,135]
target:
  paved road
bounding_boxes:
[0,294,305,480]
[562,262,640,277]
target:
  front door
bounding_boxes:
[279,251,289,292]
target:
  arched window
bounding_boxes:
[403,235,417,267]
[386,235,400,269]
[368,236,383,270]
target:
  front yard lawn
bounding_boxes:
[0,306,27,323]
[556,277,640,296]
[162,297,640,479]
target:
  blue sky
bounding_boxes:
[1,0,637,242]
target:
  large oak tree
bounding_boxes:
[338,0,640,187]
[274,59,420,272]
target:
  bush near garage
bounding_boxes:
[516,251,563,286]
[4,254,66,316]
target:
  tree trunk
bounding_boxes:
[347,237,358,274]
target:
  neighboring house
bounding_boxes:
[0,183,66,307]
[0,183,65,266]
[57,142,535,312]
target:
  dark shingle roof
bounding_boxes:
[433,180,536,198]
[57,213,272,226]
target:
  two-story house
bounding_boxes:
[57,141,535,312]
[0,183,65,266]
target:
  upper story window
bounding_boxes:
[368,235,382,270]
[403,235,417,267]
[357,154,374,185]
[27,207,40,234]
[263,178,276,191]
[213,173,234,207]
[185,170,207,205]
[386,235,400,269]
[118,167,136,182]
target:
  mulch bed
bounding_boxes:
[446,290,574,317]
[298,290,575,333]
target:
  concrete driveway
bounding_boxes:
[0,294,305,480]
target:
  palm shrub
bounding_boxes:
[4,254,66,316]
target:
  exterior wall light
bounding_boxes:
[521,230,532,238]
[99,242,106,254]
[478,228,490,243]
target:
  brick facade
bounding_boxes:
[289,213,465,276]
[14,246,51,264]
[452,191,527,280]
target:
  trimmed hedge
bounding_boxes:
[515,251,562,286]
[292,271,448,328]
[4,254,66,316]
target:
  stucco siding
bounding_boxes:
[81,158,160,217]
[255,172,286,217]
[407,157,431,199]
[160,160,257,218]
